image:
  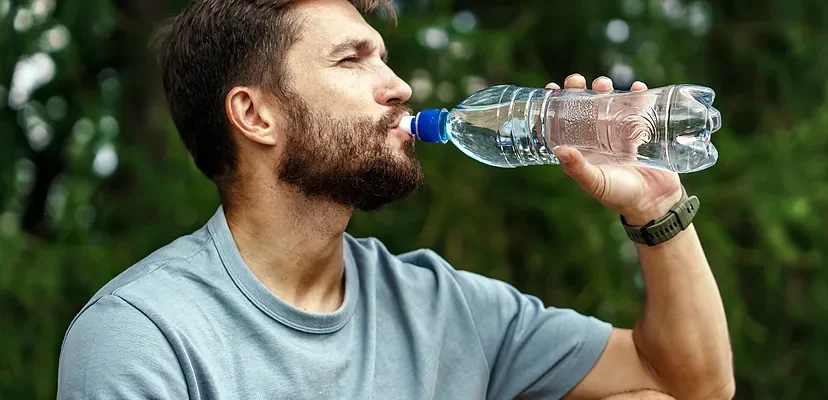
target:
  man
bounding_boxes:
[57,0,734,399]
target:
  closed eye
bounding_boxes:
[338,56,360,65]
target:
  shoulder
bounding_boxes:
[62,294,167,352]
[59,295,174,375]
[344,233,456,270]
[344,234,460,280]
[58,294,187,398]
[59,225,221,391]
[66,223,228,347]
[343,233,503,301]
[86,224,216,305]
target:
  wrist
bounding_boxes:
[621,188,685,226]
[621,185,699,247]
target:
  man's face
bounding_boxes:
[275,0,423,211]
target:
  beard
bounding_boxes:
[277,94,424,212]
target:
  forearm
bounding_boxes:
[632,224,734,399]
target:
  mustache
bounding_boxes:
[379,103,413,129]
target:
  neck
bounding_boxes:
[224,184,353,313]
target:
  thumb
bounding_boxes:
[555,147,607,198]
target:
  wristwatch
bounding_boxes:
[620,185,700,246]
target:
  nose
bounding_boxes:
[375,66,412,105]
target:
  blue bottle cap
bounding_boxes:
[411,108,449,144]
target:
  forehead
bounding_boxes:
[292,0,384,49]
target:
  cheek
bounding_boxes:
[316,69,377,112]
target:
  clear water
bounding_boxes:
[445,85,720,173]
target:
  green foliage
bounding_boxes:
[2,0,828,398]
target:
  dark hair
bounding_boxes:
[153,0,396,183]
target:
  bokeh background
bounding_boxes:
[2,0,828,398]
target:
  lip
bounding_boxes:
[390,126,414,141]
[389,112,411,131]
[389,112,413,141]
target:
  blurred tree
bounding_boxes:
[1,0,828,398]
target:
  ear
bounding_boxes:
[225,86,278,146]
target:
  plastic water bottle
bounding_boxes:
[400,84,722,173]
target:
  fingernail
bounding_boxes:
[558,152,572,164]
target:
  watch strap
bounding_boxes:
[621,185,699,246]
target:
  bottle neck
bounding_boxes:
[410,108,449,144]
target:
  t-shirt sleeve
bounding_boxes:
[452,267,613,400]
[57,295,189,399]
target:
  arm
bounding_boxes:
[58,295,189,399]
[565,227,733,400]
[552,75,734,399]
[633,225,732,398]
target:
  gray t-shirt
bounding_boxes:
[58,207,612,399]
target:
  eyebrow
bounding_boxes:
[329,38,388,62]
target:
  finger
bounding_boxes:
[630,80,648,92]
[554,146,607,198]
[545,82,561,90]
[563,73,587,90]
[592,76,614,93]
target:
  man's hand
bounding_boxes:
[547,74,683,225]
[551,74,734,399]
